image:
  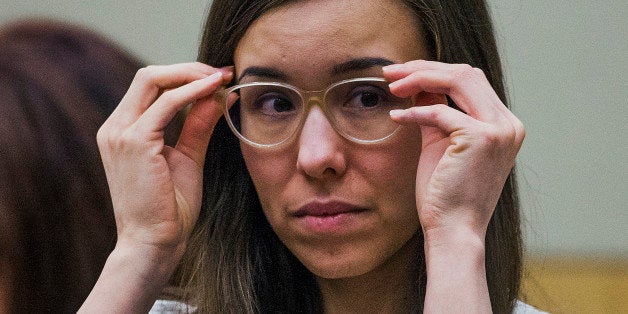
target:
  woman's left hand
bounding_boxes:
[383,60,525,242]
[383,60,525,313]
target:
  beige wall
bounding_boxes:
[491,1,627,257]
[1,0,626,257]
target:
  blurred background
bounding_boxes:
[1,0,626,312]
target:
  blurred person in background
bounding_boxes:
[0,20,148,313]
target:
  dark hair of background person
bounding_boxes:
[173,0,523,313]
[0,20,153,313]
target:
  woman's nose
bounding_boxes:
[296,106,346,179]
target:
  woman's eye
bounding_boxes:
[345,86,387,109]
[255,93,295,114]
[358,92,380,107]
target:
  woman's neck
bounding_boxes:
[316,234,423,313]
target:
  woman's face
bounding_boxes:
[234,0,428,279]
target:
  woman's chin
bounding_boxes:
[294,232,422,281]
[300,255,376,280]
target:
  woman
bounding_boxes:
[82,0,536,312]
[0,21,145,312]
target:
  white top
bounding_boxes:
[150,299,547,313]
[149,300,195,313]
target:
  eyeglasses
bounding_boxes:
[217,77,412,148]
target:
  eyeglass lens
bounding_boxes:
[225,79,410,146]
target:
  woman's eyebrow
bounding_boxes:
[239,66,287,81]
[331,57,395,75]
[238,57,393,81]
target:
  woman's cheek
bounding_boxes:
[241,145,295,208]
[359,128,421,197]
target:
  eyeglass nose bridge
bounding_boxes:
[298,91,337,128]
[297,91,334,123]
[292,90,346,144]
[300,90,326,110]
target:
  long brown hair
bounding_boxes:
[0,20,144,313]
[178,1,522,313]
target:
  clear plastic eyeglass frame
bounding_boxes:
[217,77,411,148]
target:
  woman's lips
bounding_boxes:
[294,201,367,217]
[292,201,369,233]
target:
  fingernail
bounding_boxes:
[206,71,223,80]
[220,65,235,74]
[382,64,402,72]
[388,80,400,90]
[389,109,405,117]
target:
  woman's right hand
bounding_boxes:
[82,62,233,312]
[97,62,232,259]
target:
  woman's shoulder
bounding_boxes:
[514,300,548,314]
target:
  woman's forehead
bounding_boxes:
[233,0,427,86]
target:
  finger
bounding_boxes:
[112,63,233,124]
[402,62,523,144]
[503,111,526,148]
[386,61,526,147]
[174,96,222,166]
[389,67,507,123]
[134,72,225,133]
[390,61,507,122]
[384,60,483,81]
[390,104,479,135]
[175,92,238,166]
[382,60,441,81]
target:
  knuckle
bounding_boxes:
[428,104,448,120]
[472,67,486,78]
[477,127,502,147]
[106,132,121,150]
[504,128,517,144]
[477,123,526,151]
[513,119,526,143]
[159,90,177,104]
[96,126,109,148]
[134,66,156,83]
[424,107,440,121]
[98,125,139,151]
[117,128,141,148]
[406,59,427,68]
[518,124,526,140]
[450,64,476,85]
[512,117,524,132]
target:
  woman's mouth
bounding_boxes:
[292,201,370,234]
